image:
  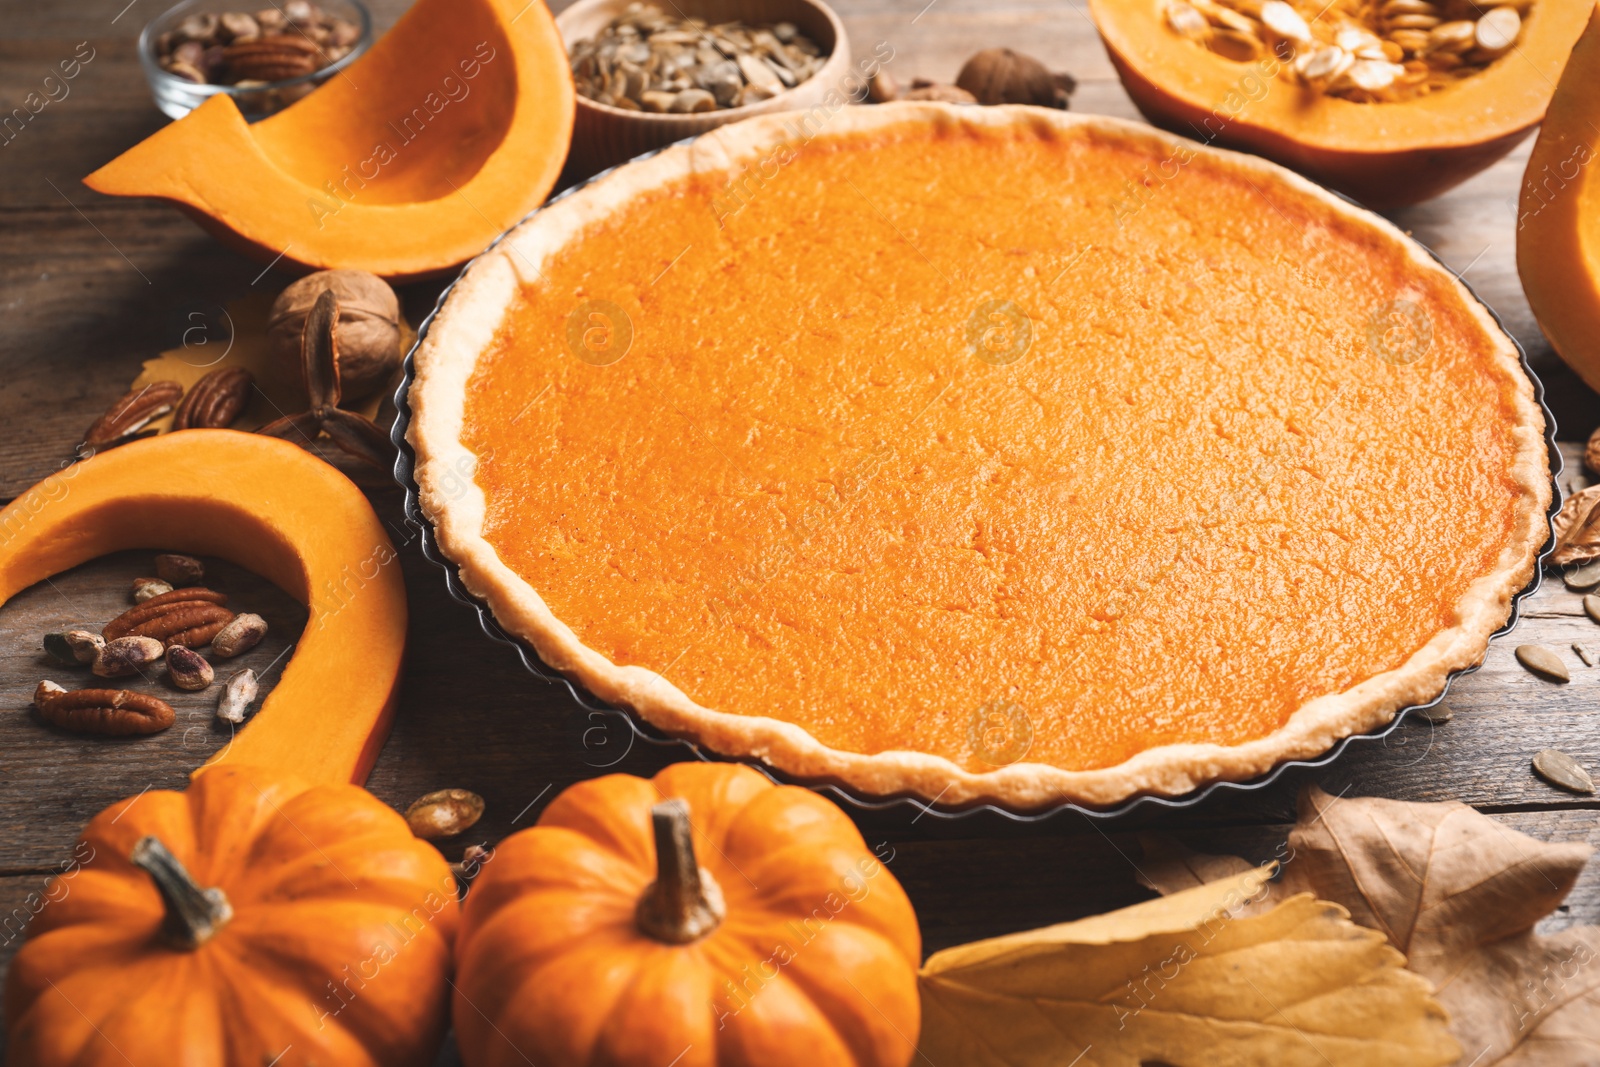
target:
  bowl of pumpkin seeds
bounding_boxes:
[557,0,852,178]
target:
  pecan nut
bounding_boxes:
[82,381,184,451]
[34,680,176,735]
[104,587,233,647]
[172,368,253,431]
[222,34,319,81]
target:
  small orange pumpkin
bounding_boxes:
[4,765,459,1066]
[453,763,922,1067]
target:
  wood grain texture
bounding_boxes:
[3,0,1600,1061]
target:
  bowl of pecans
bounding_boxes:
[556,0,853,179]
[139,0,371,121]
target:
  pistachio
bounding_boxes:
[211,613,268,658]
[45,629,104,666]
[405,789,486,840]
[131,576,175,603]
[92,636,165,678]
[216,669,259,724]
[166,645,215,691]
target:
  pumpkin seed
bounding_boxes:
[1574,643,1597,667]
[1414,703,1454,724]
[1261,0,1312,41]
[1515,644,1570,682]
[1586,593,1600,625]
[1566,558,1600,590]
[567,3,825,111]
[1475,6,1521,51]
[1162,0,1526,101]
[1532,749,1595,795]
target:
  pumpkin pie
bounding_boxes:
[408,103,1550,809]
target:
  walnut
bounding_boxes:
[902,83,979,104]
[955,48,1074,108]
[267,270,402,402]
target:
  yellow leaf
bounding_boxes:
[918,868,1459,1067]
[1140,787,1600,1066]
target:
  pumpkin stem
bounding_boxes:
[636,799,726,944]
[129,836,233,950]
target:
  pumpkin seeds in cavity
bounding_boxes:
[1566,559,1600,590]
[1533,749,1596,794]
[1586,594,1600,625]
[405,788,485,840]
[1575,643,1597,667]
[1516,644,1570,682]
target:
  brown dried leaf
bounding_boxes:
[1550,485,1600,565]
[1139,787,1600,1066]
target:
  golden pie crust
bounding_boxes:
[408,103,1550,810]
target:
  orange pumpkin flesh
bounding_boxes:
[453,763,922,1067]
[0,429,406,785]
[1518,2,1600,391]
[82,0,574,281]
[1088,0,1593,208]
[4,765,459,1066]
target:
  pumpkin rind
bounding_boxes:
[452,764,922,1067]
[1088,0,1593,208]
[4,765,459,1067]
[0,429,406,785]
[81,0,575,281]
[1518,2,1600,391]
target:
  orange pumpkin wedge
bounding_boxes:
[0,429,406,784]
[1518,2,1600,391]
[1088,0,1593,209]
[82,0,574,281]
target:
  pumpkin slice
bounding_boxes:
[1518,2,1600,391]
[1088,0,1592,209]
[82,0,574,281]
[0,430,406,784]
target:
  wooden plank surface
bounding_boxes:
[3,0,1600,1061]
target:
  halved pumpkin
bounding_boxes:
[83,0,574,281]
[1088,0,1593,209]
[0,430,407,784]
[1518,3,1600,390]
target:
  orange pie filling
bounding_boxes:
[452,112,1542,784]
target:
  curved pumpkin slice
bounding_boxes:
[1519,3,1600,391]
[83,0,573,281]
[1088,0,1592,209]
[0,430,406,785]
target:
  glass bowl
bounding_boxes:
[139,0,372,121]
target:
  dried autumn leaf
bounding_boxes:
[917,866,1459,1067]
[1550,484,1600,565]
[1139,787,1600,1066]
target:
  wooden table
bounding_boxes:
[4,0,1599,1059]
